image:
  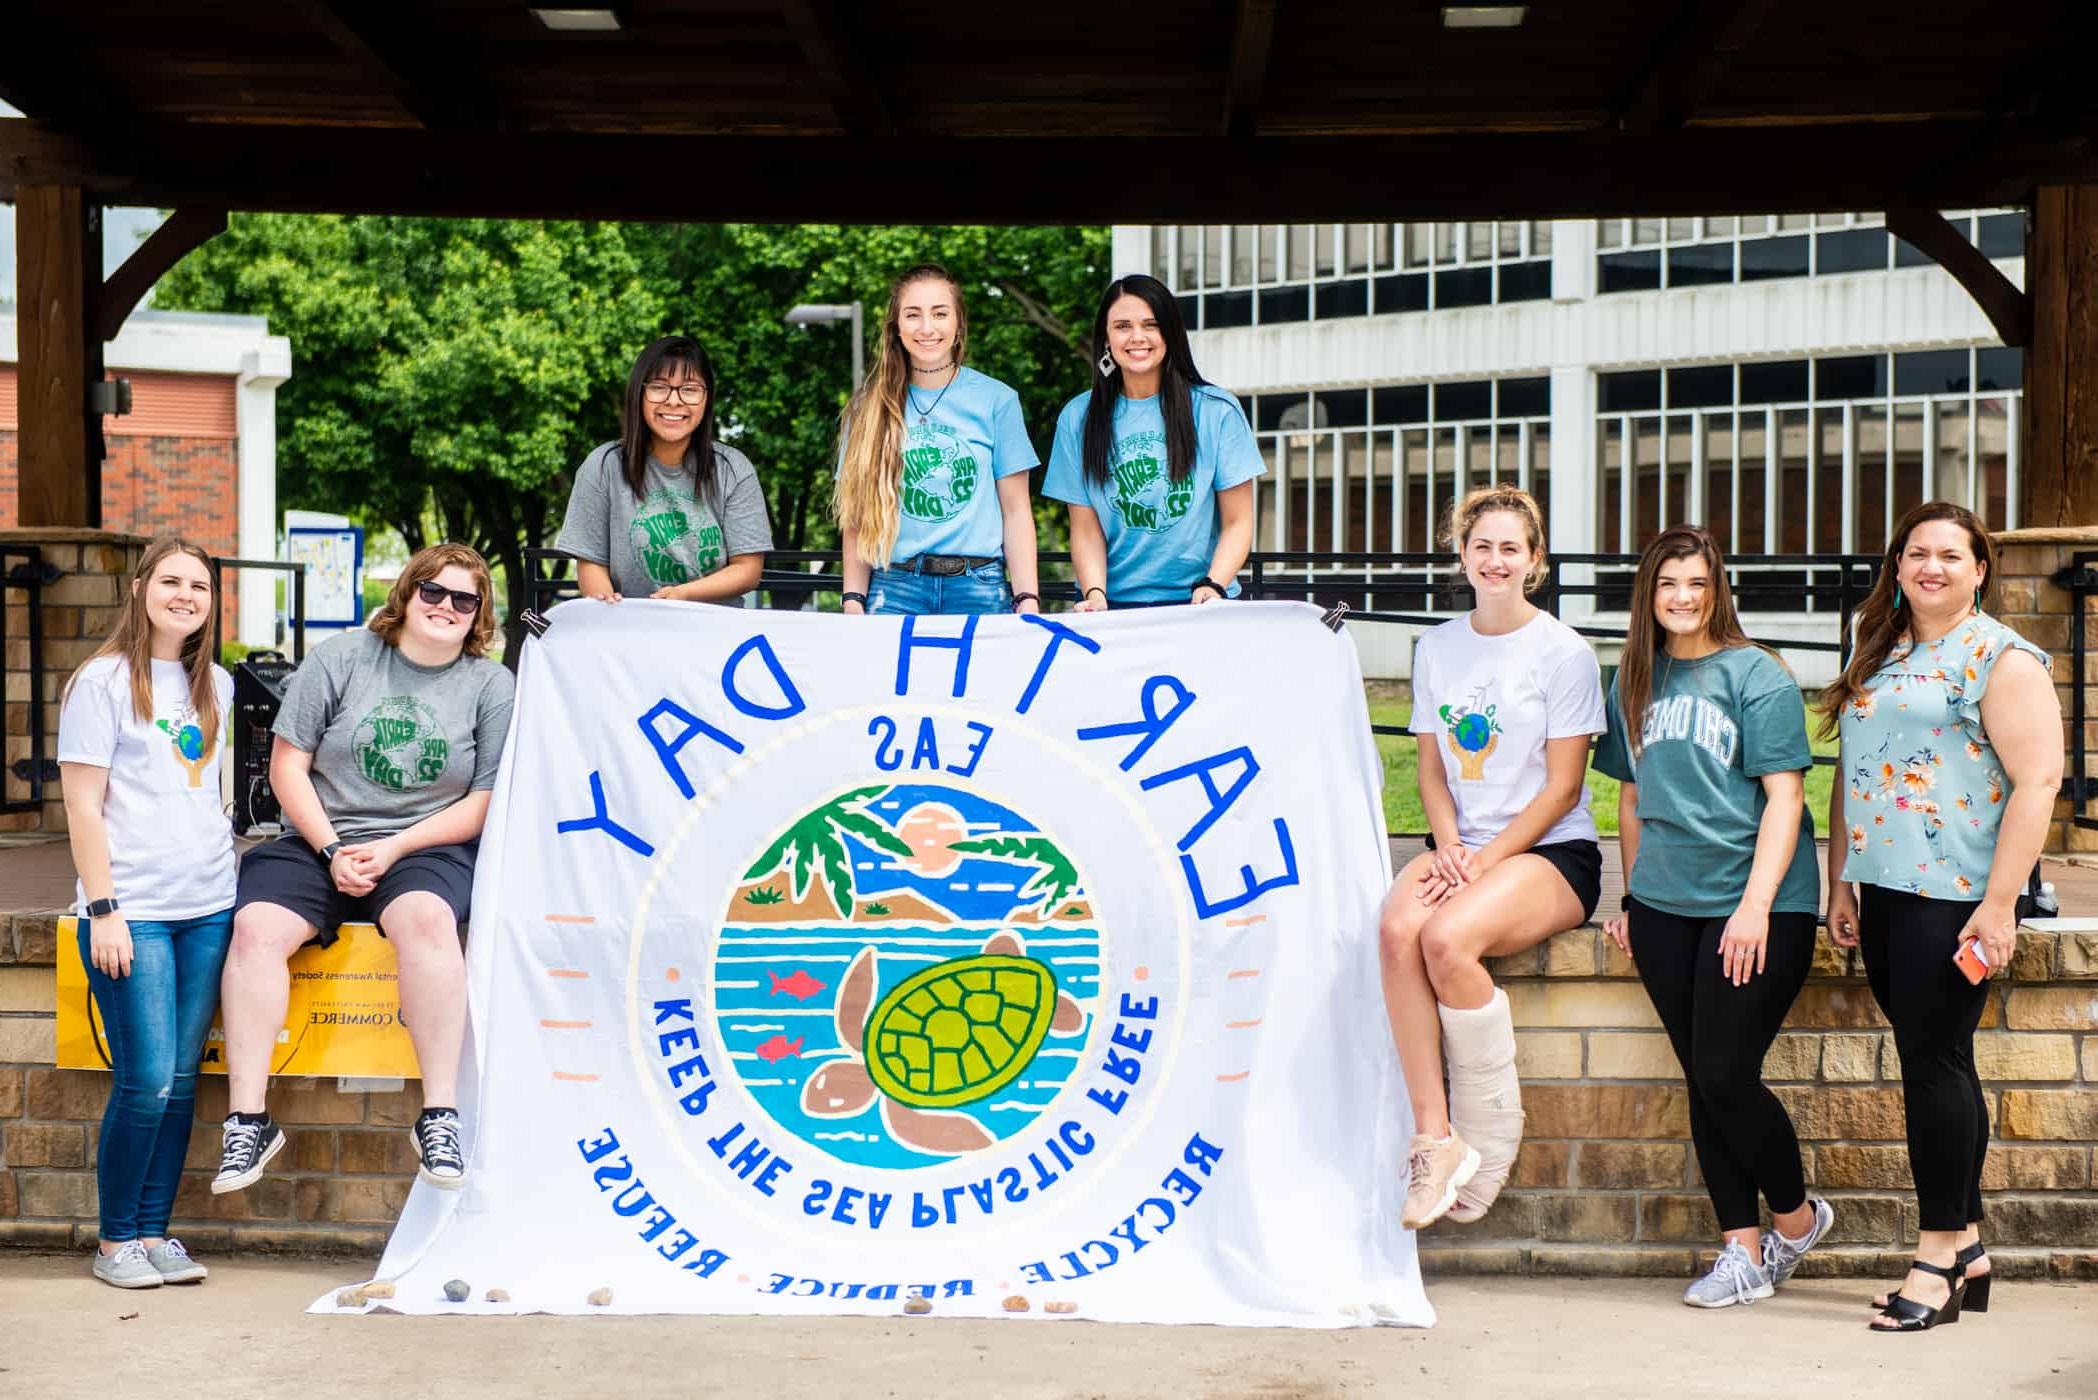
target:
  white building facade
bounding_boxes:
[1110,214,2024,682]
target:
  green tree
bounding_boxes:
[157,217,1111,639]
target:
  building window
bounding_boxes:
[1146,223,1551,328]
[1595,211,2021,294]
[1595,350,2022,604]
[1247,377,1552,572]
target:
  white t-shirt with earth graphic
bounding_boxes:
[557,442,774,602]
[274,629,516,842]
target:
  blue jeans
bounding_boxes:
[869,561,1010,616]
[78,910,234,1241]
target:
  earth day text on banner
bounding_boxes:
[57,917,419,1079]
[321,600,1429,1326]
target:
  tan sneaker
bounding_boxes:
[1401,1132,1481,1230]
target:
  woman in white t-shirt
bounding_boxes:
[58,537,236,1289]
[1382,486,1606,1232]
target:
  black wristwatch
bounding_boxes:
[85,897,120,918]
[1010,591,1040,613]
[318,841,345,864]
[1190,577,1226,601]
[841,591,869,610]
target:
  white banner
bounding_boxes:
[317,600,1428,1327]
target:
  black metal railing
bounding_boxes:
[213,557,309,664]
[0,545,57,815]
[2062,550,2098,833]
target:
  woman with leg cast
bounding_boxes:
[833,264,1041,618]
[1821,501,2060,1332]
[1043,275,1261,611]
[1594,527,1831,1308]
[59,537,235,1287]
[215,544,515,1197]
[1383,486,1606,1230]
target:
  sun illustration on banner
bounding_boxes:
[716,782,1099,1170]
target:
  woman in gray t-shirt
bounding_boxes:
[556,336,774,605]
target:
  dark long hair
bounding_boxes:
[1083,275,1207,488]
[1814,500,1997,738]
[1618,526,1766,757]
[618,335,722,510]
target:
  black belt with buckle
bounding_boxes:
[890,554,997,576]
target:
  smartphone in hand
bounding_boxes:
[1953,938,1990,985]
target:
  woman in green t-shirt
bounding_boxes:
[1593,526,1831,1309]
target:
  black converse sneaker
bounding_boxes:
[411,1108,468,1189]
[212,1113,285,1194]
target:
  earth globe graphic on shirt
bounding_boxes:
[1108,429,1195,534]
[154,717,213,788]
[1438,692,1502,781]
[630,488,724,586]
[900,423,980,522]
[352,696,449,792]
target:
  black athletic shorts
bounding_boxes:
[1424,833,1603,923]
[234,834,476,948]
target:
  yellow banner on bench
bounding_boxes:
[54,917,421,1078]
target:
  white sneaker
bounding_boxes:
[1684,1240,1774,1308]
[92,1240,163,1290]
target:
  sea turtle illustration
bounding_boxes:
[1437,700,1501,781]
[800,930,1086,1155]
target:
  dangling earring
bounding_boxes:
[1097,350,1115,377]
[1973,585,1984,610]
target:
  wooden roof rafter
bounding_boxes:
[776,0,896,138]
[1223,0,1280,138]
[293,0,502,130]
[1614,0,1779,131]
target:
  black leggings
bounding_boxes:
[1858,885,1991,1231]
[1627,899,1817,1231]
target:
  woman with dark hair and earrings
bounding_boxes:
[833,264,1041,618]
[1595,526,1832,1309]
[1043,275,1262,611]
[1819,501,2061,1332]
[557,335,773,605]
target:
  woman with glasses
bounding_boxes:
[557,335,774,604]
[214,544,515,1197]
[834,264,1042,617]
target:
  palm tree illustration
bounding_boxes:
[742,786,914,917]
[947,834,1083,912]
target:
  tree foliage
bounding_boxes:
[156,217,1110,632]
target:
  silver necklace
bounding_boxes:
[907,365,959,425]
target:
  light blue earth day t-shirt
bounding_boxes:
[1042,384,1265,603]
[1592,645,1820,919]
[875,366,1037,563]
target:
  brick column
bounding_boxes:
[1990,525,2098,856]
[0,529,150,834]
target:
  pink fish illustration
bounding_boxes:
[754,1034,804,1064]
[769,969,827,1001]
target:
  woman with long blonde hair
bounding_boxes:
[1821,502,2059,1332]
[1595,526,1830,1308]
[833,264,1041,617]
[59,536,235,1287]
[215,543,515,1201]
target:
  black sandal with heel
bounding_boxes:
[1874,1257,1965,1332]
[1958,1242,1990,1314]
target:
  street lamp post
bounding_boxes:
[784,301,865,389]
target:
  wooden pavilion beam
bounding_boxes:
[777,0,896,137]
[1615,0,1779,131]
[14,186,102,527]
[2023,186,2098,528]
[1223,0,1279,138]
[295,1,496,130]
[0,13,136,142]
[94,209,229,344]
[1885,207,2030,348]
[4,118,2093,224]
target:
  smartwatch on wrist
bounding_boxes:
[85,897,120,918]
[1191,577,1226,601]
[841,591,869,609]
[318,841,345,864]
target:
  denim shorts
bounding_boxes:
[869,560,1010,616]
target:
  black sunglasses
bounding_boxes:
[416,579,482,614]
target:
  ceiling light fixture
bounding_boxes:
[532,8,623,31]
[1441,5,1528,27]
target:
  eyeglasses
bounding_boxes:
[416,579,482,614]
[643,380,707,404]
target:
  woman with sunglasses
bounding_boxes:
[557,335,773,604]
[214,544,515,1197]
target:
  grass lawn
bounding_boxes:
[1365,684,1837,838]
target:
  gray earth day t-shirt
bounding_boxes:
[555,442,774,601]
[1592,645,1820,919]
[273,628,517,842]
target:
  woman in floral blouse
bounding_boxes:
[1819,501,2061,1332]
